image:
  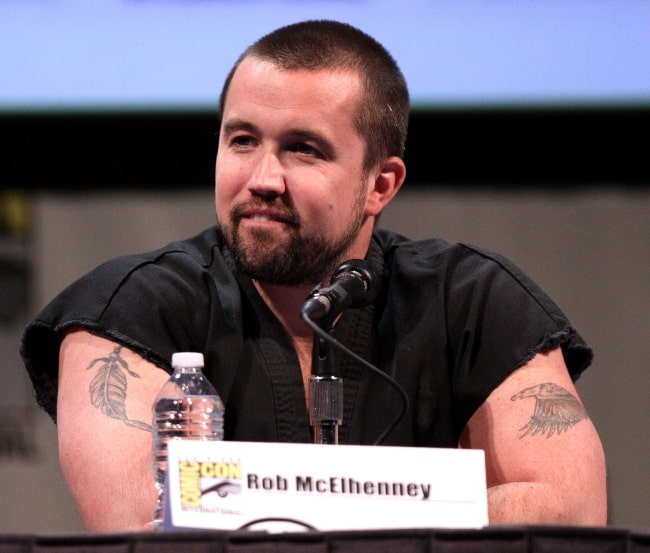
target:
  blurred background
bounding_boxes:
[1,0,648,532]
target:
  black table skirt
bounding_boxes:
[1,525,649,553]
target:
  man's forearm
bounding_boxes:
[487,481,606,525]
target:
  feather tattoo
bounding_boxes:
[511,382,587,438]
[86,345,152,431]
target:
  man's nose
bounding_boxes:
[247,151,285,197]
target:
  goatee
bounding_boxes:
[217,202,364,286]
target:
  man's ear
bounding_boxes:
[364,156,407,217]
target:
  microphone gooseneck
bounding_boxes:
[301,259,409,446]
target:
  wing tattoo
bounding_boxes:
[86,345,152,431]
[511,382,588,438]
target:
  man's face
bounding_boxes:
[215,56,374,286]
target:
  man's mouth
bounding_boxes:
[248,213,273,223]
[236,205,299,227]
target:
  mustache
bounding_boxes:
[231,199,301,226]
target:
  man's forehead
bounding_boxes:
[224,57,362,113]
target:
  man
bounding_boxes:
[21,20,606,531]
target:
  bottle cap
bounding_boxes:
[171,352,205,369]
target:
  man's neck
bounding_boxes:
[252,280,315,340]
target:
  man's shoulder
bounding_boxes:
[372,228,533,295]
[373,227,478,266]
[89,226,222,279]
[374,227,522,263]
[47,226,226,316]
[372,227,450,254]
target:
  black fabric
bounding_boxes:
[4,526,650,553]
[20,226,592,445]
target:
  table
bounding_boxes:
[1,525,649,553]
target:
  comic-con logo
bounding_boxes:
[179,460,242,507]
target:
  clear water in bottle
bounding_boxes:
[151,353,224,529]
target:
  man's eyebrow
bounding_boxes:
[286,128,336,156]
[287,128,328,144]
[221,118,259,136]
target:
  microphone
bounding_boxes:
[301,259,380,324]
[301,259,407,445]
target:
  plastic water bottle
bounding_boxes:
[151,352,224,529]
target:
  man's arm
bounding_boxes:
[57,329,170,531]
[459,347,607,525]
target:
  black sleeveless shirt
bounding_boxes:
[21,226,592,447]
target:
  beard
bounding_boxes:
[218,193,367,287]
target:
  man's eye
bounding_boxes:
[292,143,321,157]
[231,135,255,147]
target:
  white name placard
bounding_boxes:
[165,440,487,532]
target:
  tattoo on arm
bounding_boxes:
[85,345,152,431]
[511,382,588,438]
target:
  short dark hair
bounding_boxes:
[219,20,409,173]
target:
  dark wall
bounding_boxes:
[4,107,649,191]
